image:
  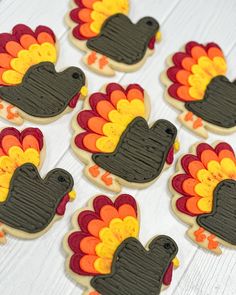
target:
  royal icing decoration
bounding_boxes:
[71,83,178,192]
[0,127,75,244]
[161,42,236,138]
[171,141,236,254]
[64,194,179,295]
[66,0,161,76]
[0,24,87,124]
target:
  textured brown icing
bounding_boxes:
[0,62,85,118]
[91,236,178,295]
[185,76,236,128]
[87,14,160,65]
[0,163,74,233]
[92,117,177,183]
[197,179,236,245]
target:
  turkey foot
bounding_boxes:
[192,226,221,253]
[89,165,100,177]
[88,165,113,186]
[179,111,208,138]
[194,227,206,242]
[207,234,219,250]
[0,99,23,125]
[101,172,113,186]
[84,51,114,76]
[0,223,6,244]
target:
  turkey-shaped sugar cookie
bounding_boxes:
[66,0,161,76]
[0,24,87,125]
[71,83,178,192]
[0,127,75,244]
[171,141,236,254]
[161,42,236,138]
[64,194,179,295]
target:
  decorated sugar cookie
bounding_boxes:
[0,127,75,244]
[0,24,87,125]
[66,0,161,76]
[161,42,236,138]
[171,141,236,254]
[71,83,178,192]
[64,193,179,295]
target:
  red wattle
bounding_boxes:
[148,36,156,50]
[163,262,173,285]
[166,146,174,164]
[56,194,70,216]
[69,91,81,108]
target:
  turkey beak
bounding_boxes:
[172,257,180,269]
[156,31,162,42]
[80,85,88,97]
[174,139,180,153]
[68,190,76,201]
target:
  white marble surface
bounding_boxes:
[0,0,236,294]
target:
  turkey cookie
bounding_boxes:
[71,83,178,192]
[63,193,179,295]
[0,127,75,244]
[161,42,236,138]
[0,24,87,125]
[66,0,161,76]
[170,141,236,254]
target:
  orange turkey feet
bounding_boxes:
[0,99,23,125]
[89,165,100,177]
[84,51,113,76]
[0,223,6,244]
[194,227,219,251]
[88,165,113,187]
[101,172,113,186]
[207,234,219,250]
[89,291,100,295]
[194,227,206,242]
[179,111,207,138]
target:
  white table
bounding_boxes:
[0,0,236,294]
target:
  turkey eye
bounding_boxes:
[72,72,80,79]
[165,128,174,135]
[164,243,171,250]
[58,176,66,182]
[146,20,153,26]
